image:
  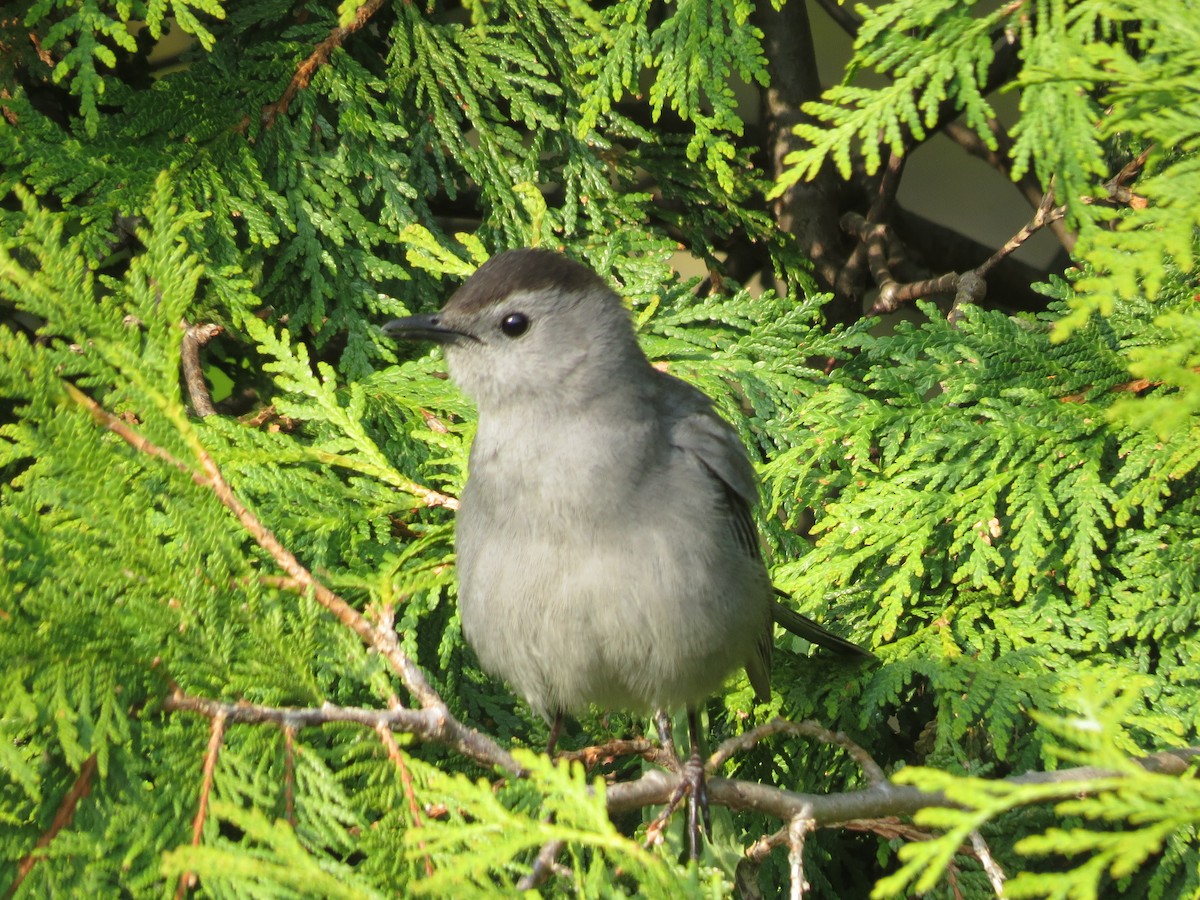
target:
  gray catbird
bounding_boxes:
[384,248,870,854]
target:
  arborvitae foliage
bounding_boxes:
[2,1,1198,897]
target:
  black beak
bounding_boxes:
[382,314,476,344]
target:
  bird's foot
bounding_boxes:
[644,749,710,861]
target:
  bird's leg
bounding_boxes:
[684,706,711,860]
[654,709,676,758]
[546,712,564,757]
[645,707,709,861]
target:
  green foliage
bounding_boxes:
[779,0,1200,418]
[878,677,1200,899]
[2,0,1200,897]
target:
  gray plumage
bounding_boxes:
[384,248,866,724]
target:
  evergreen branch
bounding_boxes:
[374,720,434,878]
[176,709,226,900]
[64,383,198,478]
[282,725,296,826]
[5,754,98,900]
[65,386,517,774]
[262,0,386,127]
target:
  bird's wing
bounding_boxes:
[662,376,874,663]
[666,394,762,562]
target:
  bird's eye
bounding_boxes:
[500,312,529,337]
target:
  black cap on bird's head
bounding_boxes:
[382,248,648,411]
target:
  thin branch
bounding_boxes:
[283,726,296,825]
[835,152,906,304]
[261,0,386,127]
[376,722,434,878]
[811,0,863,37]
[970,829,1007,898]
[605,744,1200,825]
[788,816,816,900]
[942,119,1076,253]
[708,718,886,787]
[162,689,517,773]
[557,737,667,770]
[515,839,568,892]
[5,754,98,900]
[176,709,226,900]
[180,322,223,418]
[65,383,197,478]
[976,186,1060,278]
[66,386,519,775]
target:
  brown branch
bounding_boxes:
[376,721,434,877]
[557,737,666,770]
[6,754,98,900]
[835,152,906,305]
[283,726,296,825]
[65,386,519,775]
[605,744,1200,825]
[855,185,1057,319]
[970,829,1007,897]
[515,839,569,892]
[942,119,1076,252]
[176,710,227,900]
[753,0,857,325]
[811,0,863,37]
[708,718,886,787]
[180,322,223,418]
[976,185,1060,278]
[65,383,197,478]
[261,0,386,127]
[162,689,517,773]
[787,816,816,900]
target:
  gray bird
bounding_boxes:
[384,248,869,855]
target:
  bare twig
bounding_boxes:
[376,722,434,877]
[970,830,1007,897]
[180,322,223,418]
[708,717,886,786]
[836,152,906,304]
[515,839,568,891]
[262,0,386,127]
[557,737,665,770]
[976,186,1060,278]
[811,0,863,37]
[605,743,1200,825]
[5,754,98,900]
[941,119,1078,251]
[787,816,816,900]
[162,689,515,773]
[176,710,226,899]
